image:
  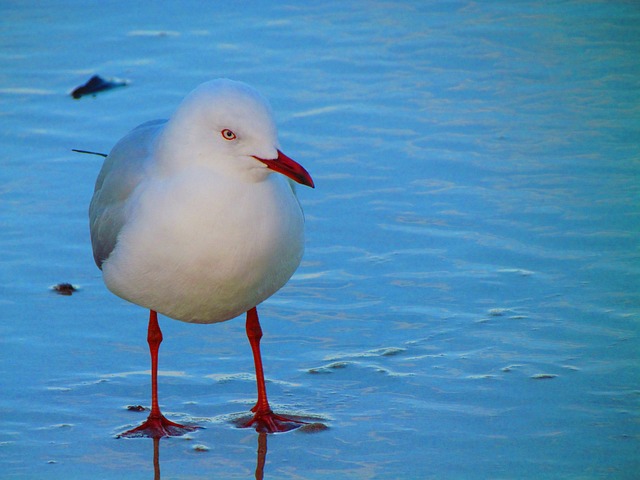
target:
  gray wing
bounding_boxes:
[89,119,166,268]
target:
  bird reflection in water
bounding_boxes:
[146,432,273,479]
[152,437,161,480]
[254,433,268,480]
[138,419,327,478]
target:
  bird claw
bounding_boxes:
[118,413,199,439]
[240,409,309,434]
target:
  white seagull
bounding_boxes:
[88,79,315,437]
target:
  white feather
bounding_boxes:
[89,79,306,324]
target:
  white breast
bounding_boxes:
[102,169,304,324]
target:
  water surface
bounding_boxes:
[1,1,638,478]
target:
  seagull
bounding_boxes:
[88,79,315,437]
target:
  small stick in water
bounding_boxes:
[72,149,108,158]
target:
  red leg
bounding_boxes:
[119,310,198,438]
[240,307,308,433]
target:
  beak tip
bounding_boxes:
[258,151,315,189]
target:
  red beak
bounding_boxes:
[253,150,315,188]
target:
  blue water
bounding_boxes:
[1,1,638,478]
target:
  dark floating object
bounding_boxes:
[127,405,147,412]
[531,373,558,380]
[297,422,329,433]
[71,75,128,99]
[52,283,78,296]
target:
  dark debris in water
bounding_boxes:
[52,283,77,296]
[192,444,210,452]
[126,405,148,412]
[297,422,329,433]
[71,75,129,99]
[501,364,523,372]
[531,373,558,380]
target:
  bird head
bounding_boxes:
[159,79,314,188]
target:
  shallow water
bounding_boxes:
[1,1,639,478]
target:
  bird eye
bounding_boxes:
[221,129,237,140]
